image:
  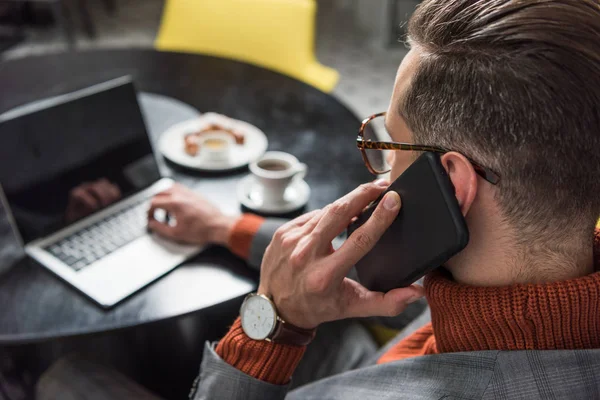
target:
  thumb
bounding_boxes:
[148,218,176,238]
[343,279,425,319]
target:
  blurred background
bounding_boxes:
[1,0,419,116]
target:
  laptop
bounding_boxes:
[0,76,201,308]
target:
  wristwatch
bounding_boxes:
[240,293,316,346]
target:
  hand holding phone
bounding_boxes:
[347,152,469,292]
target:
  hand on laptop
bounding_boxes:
[65,178,122,223]
[147,184,237,246]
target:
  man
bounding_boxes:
[36,0,600,398]
[164,0,599,398]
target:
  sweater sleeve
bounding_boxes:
[227,214,265,260]
[215,318,307,385]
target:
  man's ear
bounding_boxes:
[440,152,478,216]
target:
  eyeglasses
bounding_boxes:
[357,112,501,185]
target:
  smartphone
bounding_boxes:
[347,152,469,292]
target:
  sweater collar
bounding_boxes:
[425,229,600,353]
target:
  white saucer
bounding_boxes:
[157,113,268,172]
[237,175,311,214]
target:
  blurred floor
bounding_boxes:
[1,0,409,118]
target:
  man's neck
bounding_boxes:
[446,221,595,287]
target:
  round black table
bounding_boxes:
[0,50,371,342]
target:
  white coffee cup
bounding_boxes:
[249,152,308,207]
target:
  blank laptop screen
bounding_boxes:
[0,78,161,244]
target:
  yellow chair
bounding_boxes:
[155,0,339,93]
[366,323,402,347]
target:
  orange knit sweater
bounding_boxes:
[221,214,600,385]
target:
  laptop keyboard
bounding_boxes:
[45,198,149,271]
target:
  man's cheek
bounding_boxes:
[389,154,408,181]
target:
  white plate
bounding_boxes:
[237,175,310,214]
[157,113,268,172]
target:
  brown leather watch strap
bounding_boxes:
[270,319,316,346]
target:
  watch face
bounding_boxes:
[241,295,277,340]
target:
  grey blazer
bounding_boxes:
[191,219,600,399]
[194,344,600,399]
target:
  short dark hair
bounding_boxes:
[404,0,600,243]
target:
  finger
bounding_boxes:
[106,182,121,202]
[99,180,121,204]
[87,181,113,206]
[275,211,326,261]
[294,209,322,227]
[342,278,425,319]
[171,182,186,191]
[151,190,172,203]
[150,191,171,204]
[154,189,172,197]
[313,180,389,244]
[148,218,177,238]
[294,208,330,255]
[154,183,179,198]
[331,191,401,273]
[278,209,322,231]
[299,207,327,234]
[71,188,98,210]
[147,196,177,221]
